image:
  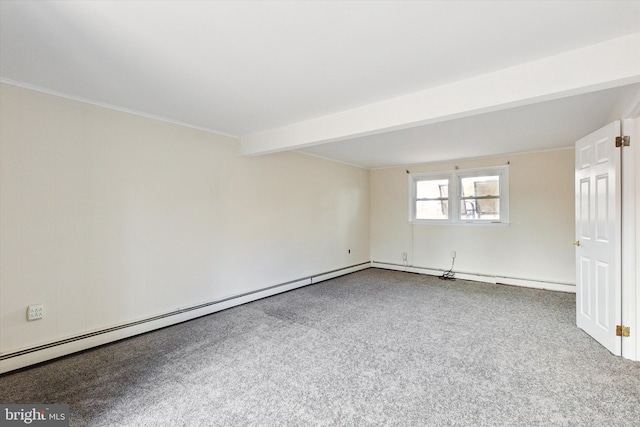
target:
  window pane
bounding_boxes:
[460,199,500,220]
[460,176,499,198]
[416,179,448,199]
[416,200,448,220]
[459,175,500,220]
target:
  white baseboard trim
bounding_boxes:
[494,276,576,293]
[0,262,369,374]
[312,263,371,284]
[371,261,576,293]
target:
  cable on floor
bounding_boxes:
[439,256,456,280]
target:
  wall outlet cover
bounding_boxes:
[27,304,44,321]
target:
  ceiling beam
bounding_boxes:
[241,33,640,156]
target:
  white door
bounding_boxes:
[575,121,622,355]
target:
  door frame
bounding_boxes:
[621,117,639,361]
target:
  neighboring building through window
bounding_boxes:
[409,166,509,224]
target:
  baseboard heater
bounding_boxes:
[0,262,370,372]
[370,261,576,293]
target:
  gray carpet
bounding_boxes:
[1,268,639,426]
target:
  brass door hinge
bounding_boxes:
[616,325,630,337]
[615,136,630,147]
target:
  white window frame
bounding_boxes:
[409,165,509,225]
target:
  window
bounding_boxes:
[409,166,509,225]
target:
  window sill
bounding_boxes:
[410,220,510,226]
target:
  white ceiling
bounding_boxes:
[1,1,640,168]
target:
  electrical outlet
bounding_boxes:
[450,251,456,258]
[402,252,408,262]
[27,304,44,321]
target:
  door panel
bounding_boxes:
[595,261,609,330]
[578,256,591,319]
[575,121,621,356]
[579,179,590,239]
[595,174,609,242]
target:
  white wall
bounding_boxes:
[370,149,575,286]
[0,83,370,359]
